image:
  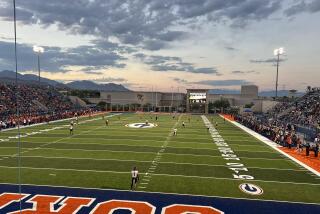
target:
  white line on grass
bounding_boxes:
[1,140,281,156]
[10,114,121,157]
[1,146,294,161]
[222,115,320,177]
[4,155,307,172]
[138,114,182,190]
[0,182,318,206]
[0,165,318,186]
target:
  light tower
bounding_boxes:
[33,45,44,82]
[273,47,285,99]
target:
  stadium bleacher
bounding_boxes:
[0,82,88,129]
[236,88,320,149]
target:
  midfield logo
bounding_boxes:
[126,123,158,128]
[239,183,264,195]
[0,192,224,213]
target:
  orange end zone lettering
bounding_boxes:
[90,200,155,214]
[0,193,29,209]
[162,204,224,214]
[8,194,94,214]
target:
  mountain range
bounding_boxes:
[0,70,305,96]
[0,70,130,92]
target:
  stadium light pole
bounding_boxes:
[171,86,174,111]
[33,45,44,82]
[273,47,285,99]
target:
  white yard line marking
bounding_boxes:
[222,115,320,177]
[138,115,182,190]
[0,165,318,186]
[10,114,122,157]
[1,155,307,172]
[0,182,318,206]
[1,146,294,161]
[1,140,280,155]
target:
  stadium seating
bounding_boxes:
[0,83,88,129]
[270,88,320,129]
[236,88,320,145]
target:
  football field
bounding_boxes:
[0,113,319,205]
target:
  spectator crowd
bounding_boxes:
[0,82,89,130]
[236,87,320,158]
[269,88,320,129]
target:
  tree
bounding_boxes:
[307,86,311,93]
[244,102,254,108]
[96,101,107,111]
[211,98,230,113]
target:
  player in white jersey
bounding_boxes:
[173,128,177,136]
[131,167,139,190]
[69,123,74,135]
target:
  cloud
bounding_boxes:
[231,70,259,74]
[285,0,320,16]
[93,77,127,83]
[173,78,190,84]
[135,53,219,74]
[173,77,252,86]
[192,79,252,86]
[225,46,238,51]
[82,71,103,75]
[250,58,287,64]
[0,0,282,51]
[0,40,126,72]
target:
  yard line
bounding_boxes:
[157,161,307,172]
[21,138,167,144]
[4,154,306,172]
[1,141,281,155]
[170,140,267,146]
[0,112,107,133]
[1,155,153,163]
[149,172,320,186]
[1,146,292,161]
[0,182,318,206]
[0,165,128,174]
[138,114,182,190]
[0,165,318,186]
[223,115,320,177]
[10,113,122,157]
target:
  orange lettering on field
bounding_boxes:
[162,204,224,214]
[9,195,94,214]
[90,200,155,214]
[0,193,28,209]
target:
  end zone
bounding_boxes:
[0,184,319,214]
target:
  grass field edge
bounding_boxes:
[1,182,319,206]
[220,115,320,177]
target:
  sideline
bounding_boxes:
[0,111,108,133]
[220,115,320,177]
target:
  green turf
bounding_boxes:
[0,113,319,204]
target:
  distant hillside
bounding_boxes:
[0,70,130,92]
[0,70,65,87]
[66,80,130,92]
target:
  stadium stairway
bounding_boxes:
[68,96,87,107]
[32,99,48,111]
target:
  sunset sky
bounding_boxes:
[0,0,319,92]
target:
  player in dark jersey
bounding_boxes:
[131,166,139,191]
